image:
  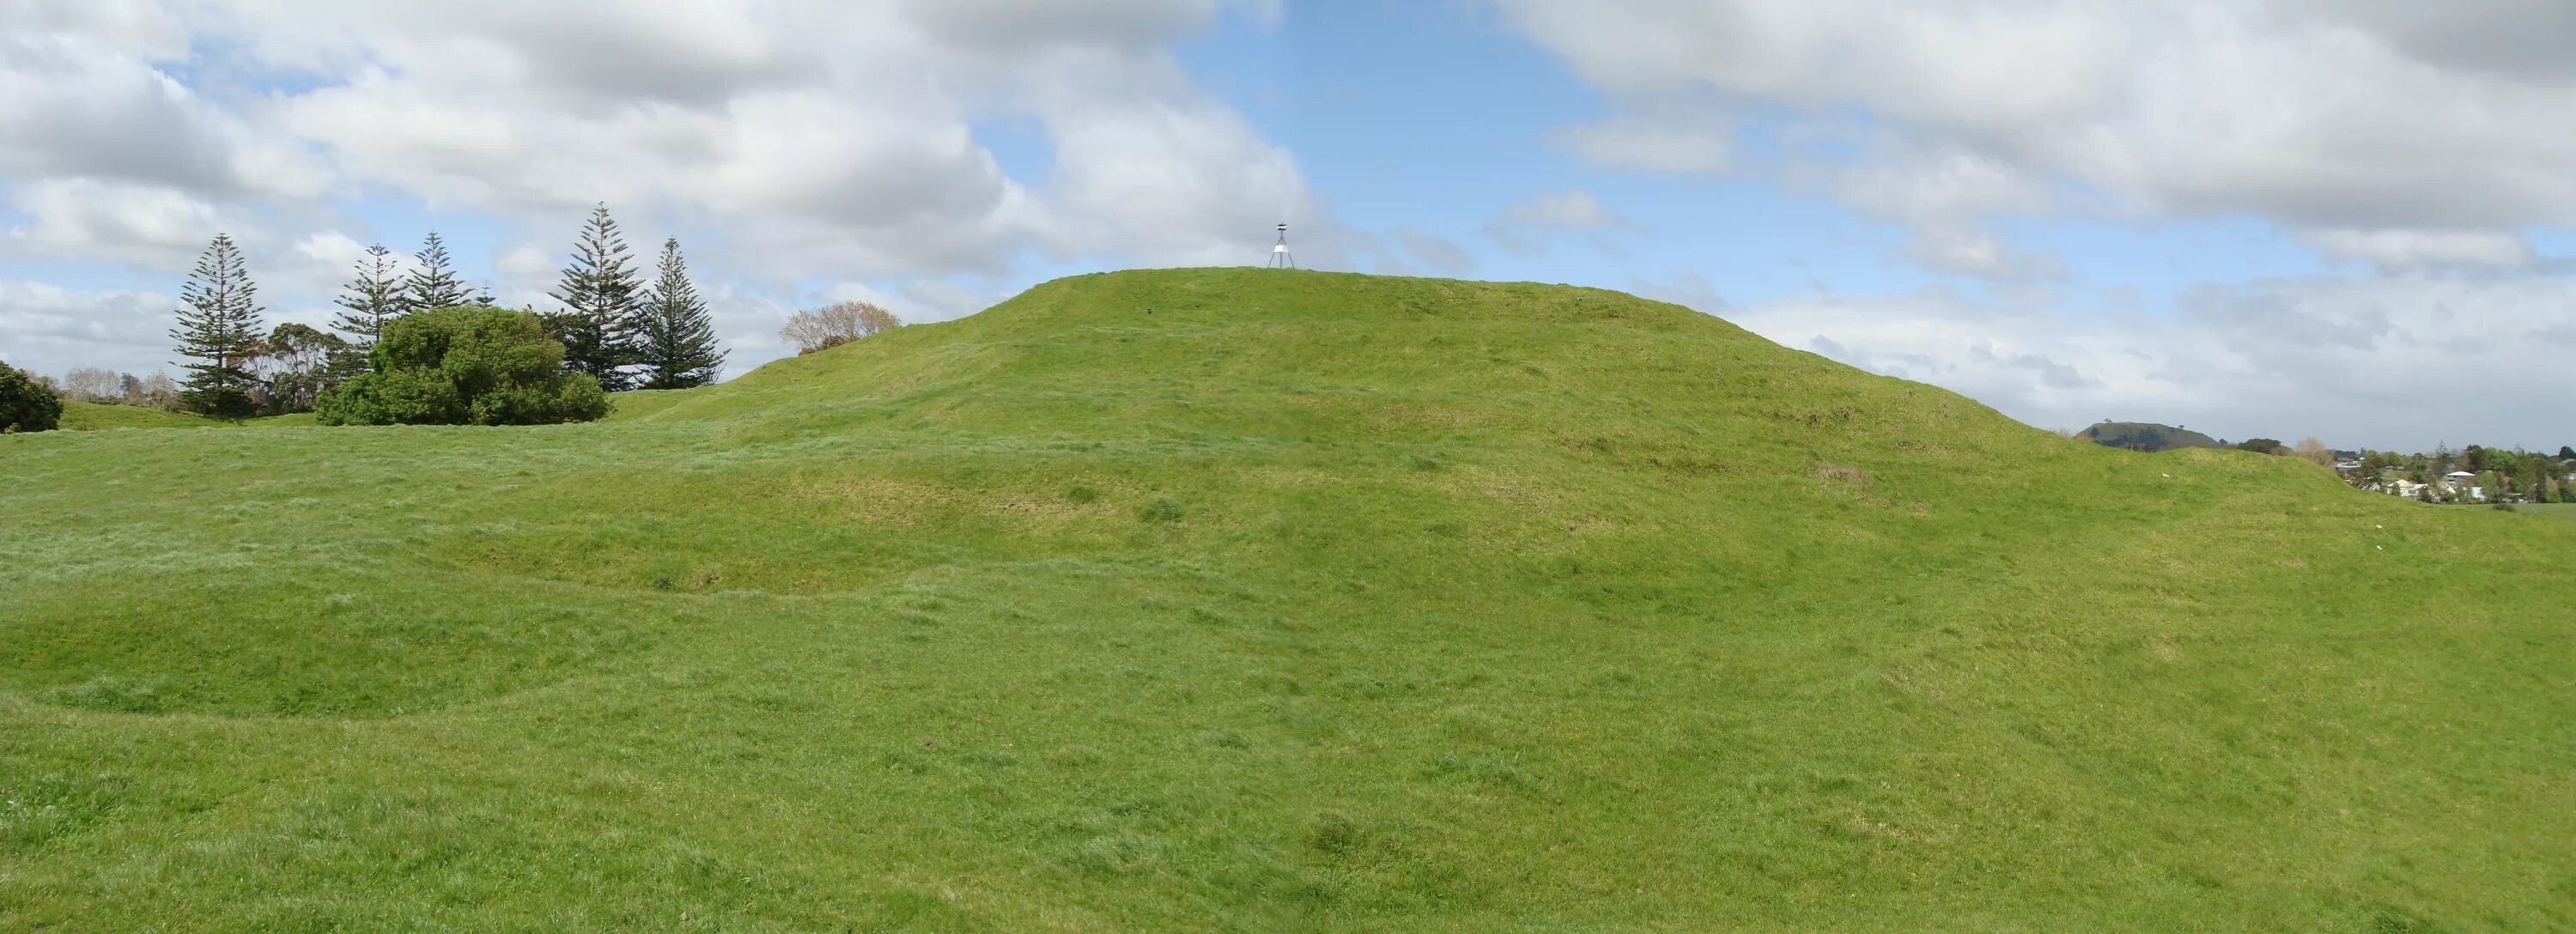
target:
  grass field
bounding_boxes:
[55,399,231,429]
[57,400,325,431]
[4,270,2573,931]
[2518,502,2576,520]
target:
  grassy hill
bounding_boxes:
[2075,420,2227,452]
[3,269,2573,931]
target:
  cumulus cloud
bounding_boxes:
[1031,52,1318,269]
[0,279,181,379]
[1495,0,2576,275]
[2296,227,2538,271]
[1725,272,2576,450]
[0,0,1312,378]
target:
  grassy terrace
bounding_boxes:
[3,270,2572,931]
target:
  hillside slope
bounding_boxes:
[3,270,2572,931]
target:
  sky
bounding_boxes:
[3,0,2573,452]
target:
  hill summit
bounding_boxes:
[2075,420,2226,452]
[3,269,2573,931]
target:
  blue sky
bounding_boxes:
[4,0,2573,450]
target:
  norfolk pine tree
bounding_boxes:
[332,243,406,348]
[635,237,726,389]
[405,232,475,311]
[548,203,646,391]
[170,234,266,418]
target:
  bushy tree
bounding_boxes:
[334,243,407,348]
[2462,444,2494,473]
[2235,438,2285,454]
[548,203,644,391]
[0,361,62,433]
[129,373,179,410]
[61,367,121,403]
[252,323,355,415]
[404,232,475,312]
[2291,437,2336,468]
[171,234,266,418]
[316,306,609,426]
[781,300,902,355]
[634,237,726,389]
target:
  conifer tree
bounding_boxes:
[635,237,727,389]
[404,232,474,311]
[331,244,405,348]
[170,234,266,418]
[547,203,645,391]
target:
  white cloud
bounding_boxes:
[1496,0,2576,274]
[1725,272,2576,450]
[0,0,1318,378]
[2297,227,2538,271]
[3,179,228,269]
[0,279,180,379]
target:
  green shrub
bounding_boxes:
[0,361,62,433]
[316,306,610,426]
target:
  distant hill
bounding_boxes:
[2075,420,2226,452]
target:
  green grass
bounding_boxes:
[55,399,230,429]
[4,269,2573,931]
[2518,502,2576,519]
[52,400,324,430]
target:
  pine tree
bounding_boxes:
[170,234,266,418]
[331,244,405,349]
[548,203,645,391]
[635,237,727,389]
[404,232,474,311]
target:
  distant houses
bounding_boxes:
[2354,470,2488,503]
[2443,471,2486,502]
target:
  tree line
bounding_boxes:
[92,203,728,422]
[3,199,915,434]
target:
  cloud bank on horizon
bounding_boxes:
[3,0,2569,449]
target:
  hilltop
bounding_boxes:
[2075,420,2226,452]
[3,270,2573,931]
